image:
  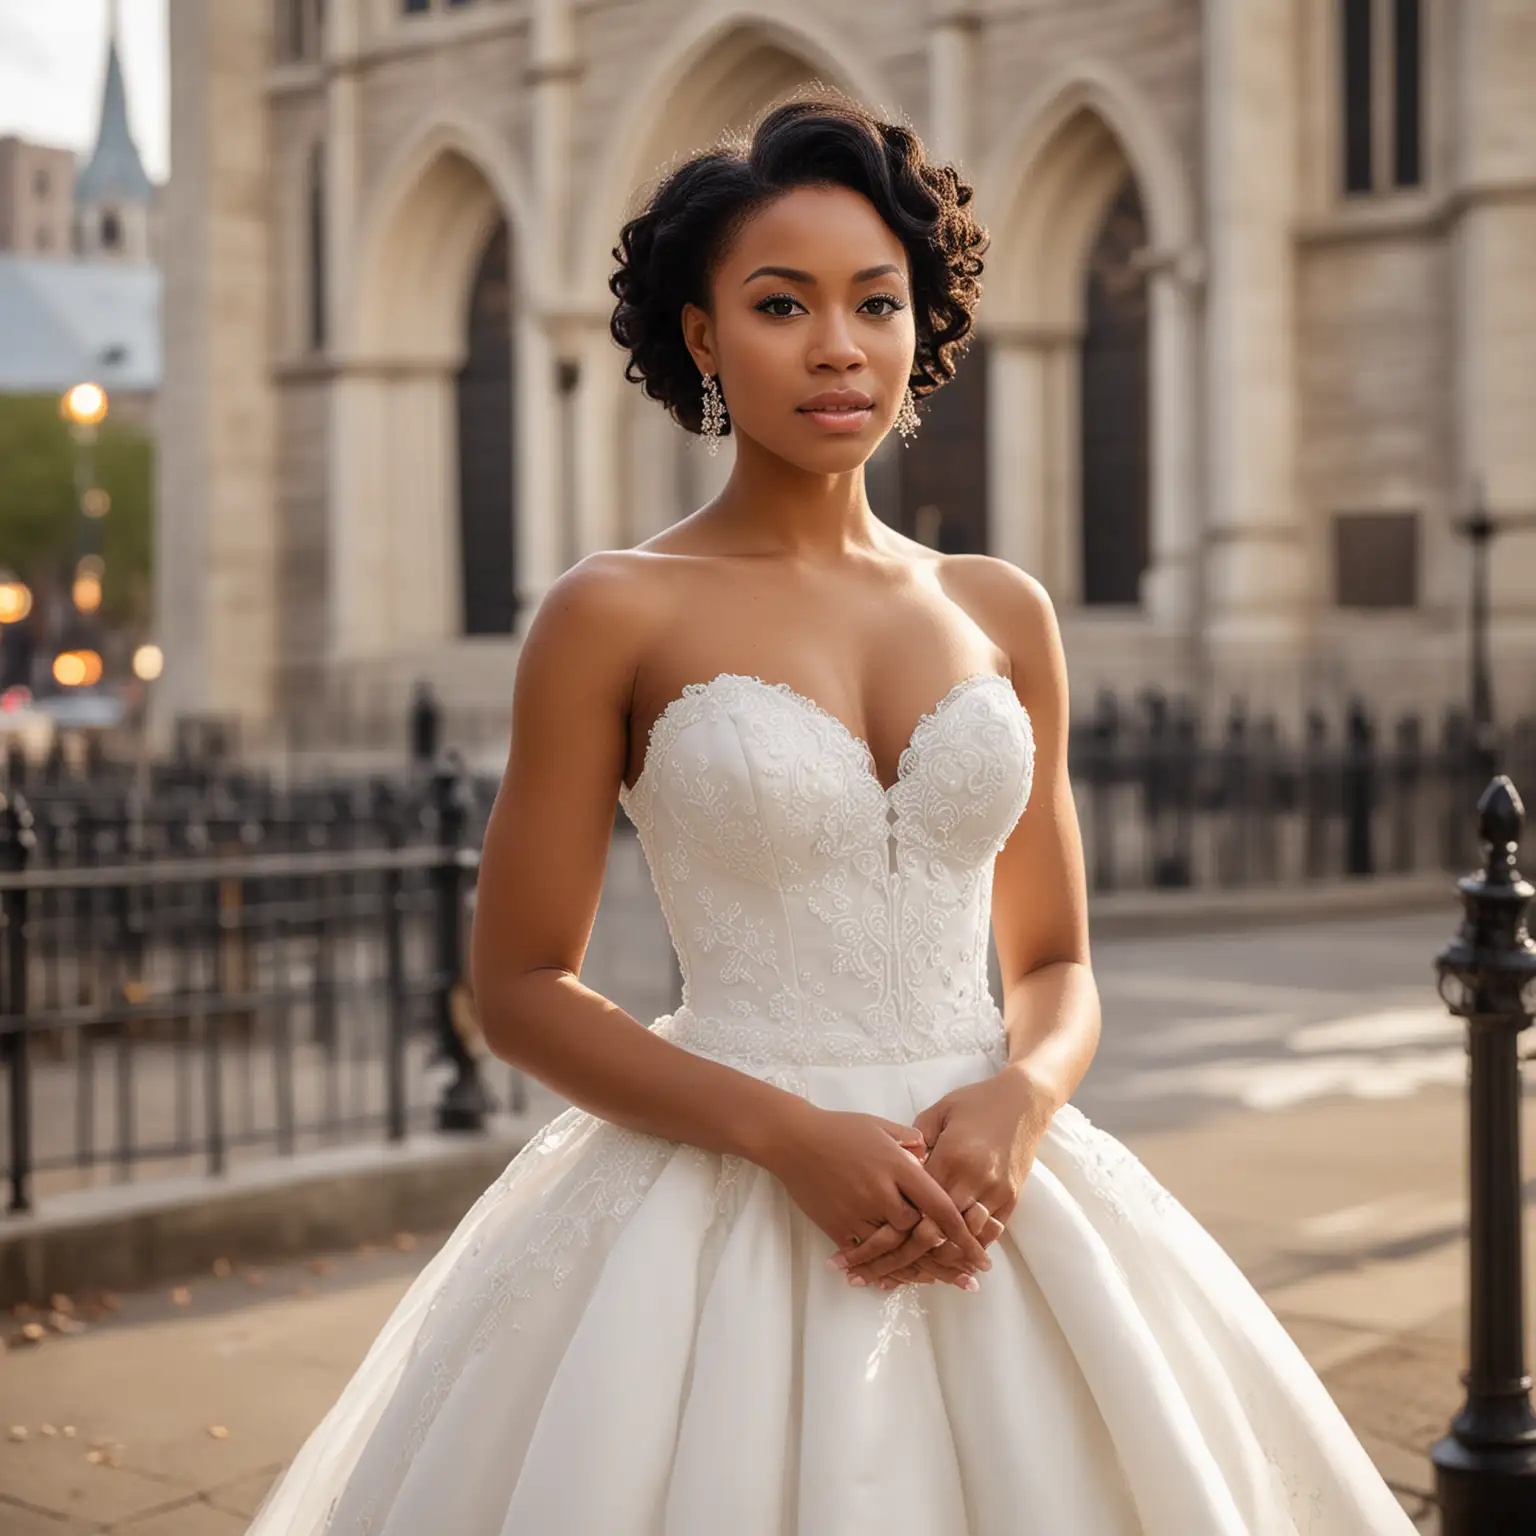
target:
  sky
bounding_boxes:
[0,0,168,182]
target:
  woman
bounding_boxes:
[250,97,1416,1534]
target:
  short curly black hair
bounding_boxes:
[608,94,988,436]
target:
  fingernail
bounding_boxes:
[849,1275,867,1287]
[825,1255,848,1270]
[960,1275,980,1293]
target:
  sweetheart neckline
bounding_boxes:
[620,670,1028,807]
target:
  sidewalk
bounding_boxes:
[3,1083,1516,1533]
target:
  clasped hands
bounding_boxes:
[820,1070,1047,1294]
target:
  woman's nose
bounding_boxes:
[807,311,866,369]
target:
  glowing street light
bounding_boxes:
[0,574,32,625]
[53,649,103,688]
[61,381,108,427]
[72,555,104,615]
[132,643,163,681]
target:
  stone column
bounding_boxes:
[322,0,367,664]
[1201,0,1307,680]
[1450,1,1536,662]
[1140,247,1206,651]
[984,321,1080,598]
[154,2,277,744]
[927,3,981,166]
[521,0,587,609]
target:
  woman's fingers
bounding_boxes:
[894,1165,991,1269]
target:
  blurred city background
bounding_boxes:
[0,3,1534,1532]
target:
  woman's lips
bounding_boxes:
[798,405,874,433]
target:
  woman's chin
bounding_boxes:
[767,432,890,475]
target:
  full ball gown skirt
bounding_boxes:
[249,672,1417,1534]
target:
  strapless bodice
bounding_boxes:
[616,671,1035,1078]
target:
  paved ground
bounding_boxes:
[3,905,1528,1533]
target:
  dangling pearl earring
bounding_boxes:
[895,385,920,442]
[700,372,727,455]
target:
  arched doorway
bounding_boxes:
[344,139,521,657]
[1079,174,1149,604]
[456,218,517,634]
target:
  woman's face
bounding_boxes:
[682,182,917,473]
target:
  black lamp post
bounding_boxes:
[1431,775,1536,1531]
[1452,485,1536,786]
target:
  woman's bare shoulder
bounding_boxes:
[933,552,1053,634]
[515,547,696,707]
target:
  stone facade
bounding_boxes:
[158,0,1536,759]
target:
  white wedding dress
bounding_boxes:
[250,671,1416,1535]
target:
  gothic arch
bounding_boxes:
[979,58,1195,305]
[351,113,532,360]
[977,61,1200,625]
[332,119,535,656]
[574,5,897,305]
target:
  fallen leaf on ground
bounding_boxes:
[170,1287,191,1307]
[40,1424,56,1437]
[50,1293,74,1315]
[19,1323,46,1343]
[207,1425,229,1440]
[61,1425,77,1437]
[212,1257,232,1278]
[8,1426,27,1441]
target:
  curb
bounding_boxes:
[0,1123,532,1310]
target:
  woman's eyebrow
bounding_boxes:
[741,263,903,285]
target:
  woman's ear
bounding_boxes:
[680,301,717,377]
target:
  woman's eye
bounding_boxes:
[756,294,803,318]
[861,294,905,318]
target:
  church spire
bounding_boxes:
[75,0,154,207]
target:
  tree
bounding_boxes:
[0,393,154,624]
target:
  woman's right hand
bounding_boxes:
[759,1103,993,1282]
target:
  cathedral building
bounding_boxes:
[158,1,1536,754]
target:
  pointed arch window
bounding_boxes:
[1340,0,1422,196]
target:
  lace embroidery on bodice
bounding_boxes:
[616,671,1036,1076]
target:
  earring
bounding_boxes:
[700,372,726,455]
[895,385,920,442]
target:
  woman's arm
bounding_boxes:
[988,564,1101,1117]
[469,553,805,1165]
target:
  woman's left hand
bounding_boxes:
[826,1069,1052,1289]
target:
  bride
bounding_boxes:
[250,96,1417,1534]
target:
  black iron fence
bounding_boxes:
[0,760,516,1217]
[1071,691,1536,890]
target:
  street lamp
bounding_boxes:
[60,382,108,428]
[1452,482,1536,783]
